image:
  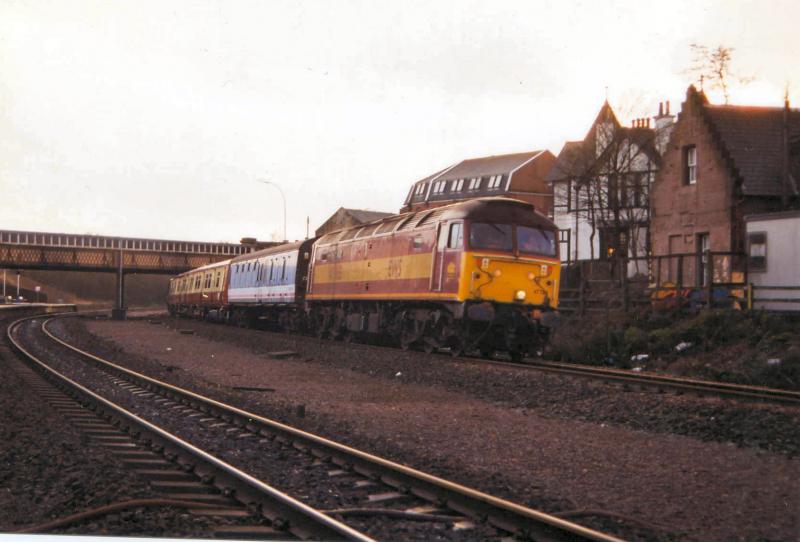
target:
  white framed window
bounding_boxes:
[487,174,503,189]
[468,177,481,190]
[432,180,446,194]
[451,178,464,192]
[414,183,426,196]
[748,232,767,272]
[684,145,697,185]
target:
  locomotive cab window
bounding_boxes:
[447,223,463,249]
[469,223,513,251]
[517,226,557,257]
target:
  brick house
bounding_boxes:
[401,150,555,215]
[545,100,670,267]
[650,85,800,285]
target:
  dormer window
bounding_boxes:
[432,180,447,194]
[487,174,503,189]
[468,177,481,190]
[683,145,697,185]
[451,178,464,192]
[414,183,426,196]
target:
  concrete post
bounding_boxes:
[112,250,127,320]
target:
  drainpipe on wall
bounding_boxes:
[782,94,790,209]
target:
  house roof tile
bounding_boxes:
[421,151,547,183]
[703,105,800,196]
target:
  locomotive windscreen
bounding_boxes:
[469,223,557,257]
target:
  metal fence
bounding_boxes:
[558,251,799,315]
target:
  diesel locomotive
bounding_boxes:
[167,197,561,360]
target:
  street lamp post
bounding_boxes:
[257,180,287,242]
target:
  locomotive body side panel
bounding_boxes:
[307,226,463,301]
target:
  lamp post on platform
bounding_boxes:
[257,179,287,242]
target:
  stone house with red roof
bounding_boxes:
[650,85,800,285]
[401,150,555,215]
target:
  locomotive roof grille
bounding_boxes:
[316,197,555,247]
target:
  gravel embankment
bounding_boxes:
[53,315,800,542]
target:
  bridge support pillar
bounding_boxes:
[113,251,126,320]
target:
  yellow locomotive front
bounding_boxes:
[432,198,560,358]
[458,222,560,309]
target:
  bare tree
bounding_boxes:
[552,110,657,276]
[686,44,754,104]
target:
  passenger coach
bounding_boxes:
[167,259,230,318]
[226,239,316,330]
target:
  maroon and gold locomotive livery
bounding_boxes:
[306,197,560,358]
[167,197,560,359]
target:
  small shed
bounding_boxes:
[745,210,800,311]
[315,208,394,237]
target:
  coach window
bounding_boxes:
[281,258,287,281]
[448,223,463,248]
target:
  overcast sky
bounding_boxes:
[2,0,798,243]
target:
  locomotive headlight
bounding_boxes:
[515,289,526,301]
[493,269,502,277]
[541,264,550,276]
[527,272,535,280]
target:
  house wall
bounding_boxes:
[650,99,735,260]
[746,214,800,311]
[507,151,555,217]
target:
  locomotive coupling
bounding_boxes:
[466,302,495,322]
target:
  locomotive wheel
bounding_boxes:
[448,338,465,358]
[510,350,524,362]
[480,348,493,359]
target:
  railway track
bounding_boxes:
[473,357,800,406]
[5,313,370,541]
[166,312,800,407]
[8,312,622,541]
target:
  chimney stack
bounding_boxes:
[653,99,676,155]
